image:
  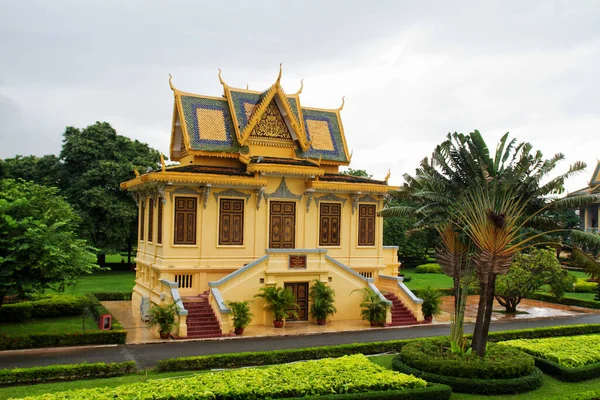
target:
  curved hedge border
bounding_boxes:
[552,389,600,400]
[486,324,600,342]
[92,292,132,301]
[392,356,543,395]
[297,384,452,400]
[527,293,600,309]
[0,361,136,385]
[532,357,600,382]
[400,339,533,379]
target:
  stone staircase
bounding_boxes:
[181,292,222,339]
[383,293,421,326]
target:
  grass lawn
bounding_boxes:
[562,292,598,301]
[48,270,135,295]
[401,268,453,290]
[0,316,99,335]
[105,253,133,263]
[3,354,600,400]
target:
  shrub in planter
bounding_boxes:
[415,263,444,274]
[309,280,337,325]
[353,288,390,326]
[255,286,298,327]
[419,287,442,322]
[225,300,253,335]
[146,302,178,339]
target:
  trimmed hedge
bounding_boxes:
[297,384,452,400]
[0,295,91,323]
[415,264,444,274]
[400,339,533,379]
[0,294,126,350]
[392,356,544,395]
[22,355,428,400]
[566,279,598,294]
[92,292,132,301]
[0,361,136,385]
[157,324,600,372]
[533,357,600,382]
[527,293,600,309]
[553,389,600,400]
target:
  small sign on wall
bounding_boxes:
[289,255,307,269]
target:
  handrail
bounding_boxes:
[208,255,269,288]
[159,279,189,316]
[379,275,423,304]
[210,287,230,314]
[368,282,392,306]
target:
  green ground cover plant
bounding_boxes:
[499,334,600,368]
[19,355,427,400]
[401,269,453,290]
[566,279,598,293]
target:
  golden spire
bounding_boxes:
[218,68,227,87]
[385,169,391,183]
[160,154,166,172]
[275,63,283,86]
[349,149,353,161]
[168,74,176,91]
[296,79,304,95]
[338,96,345,111]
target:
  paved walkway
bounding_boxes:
[2,312,600,370]
[103,296,600,344]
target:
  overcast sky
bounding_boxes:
[1,0,599,192]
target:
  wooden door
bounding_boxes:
[269,201,296,248]
[284,282,308,321]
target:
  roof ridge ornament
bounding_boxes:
[168,74,176,91]
[385,169,391,183]
[276,63,283,87]
[218,68,227,87]
[338,96,345,111]
[296,79,304,95]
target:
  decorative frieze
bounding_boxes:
[304,189,315,213]
[315,193,347,206]
[267,178,302,200]
[213,188,252,205]
[169,187,201,203]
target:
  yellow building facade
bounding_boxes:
[121,68,424,338]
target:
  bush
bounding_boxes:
[526,293,600,309]
[392,356,544,394]
[486,324,600,342]
[415,264,444,274]
[22,355,427,400]
[533,357,600,382]
[92,292,132,301]
[0,295,91,323]
[0,361,136,385]
[499,334,600,368]
[566,279,598,293]
[297,384,452,400]
[400,339,533,379]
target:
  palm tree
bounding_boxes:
[382,130,599,356]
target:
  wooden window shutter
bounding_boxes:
[157,199,163,244]
[148,199,154,243]
[174,197,197,245]
[219,198,244,245]
[319,203,341,246]
[358,204,376,246]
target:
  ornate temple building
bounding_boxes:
[571,161,600,232]
[121,67,424,338]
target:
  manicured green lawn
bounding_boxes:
[562,292,598,301]
[105,253,133,263]
[48,271,135,295]
[0,316,99,335]
[401,268,453,290]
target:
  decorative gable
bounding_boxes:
[248,99,294,145]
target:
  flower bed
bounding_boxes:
[20,355,427,400]
[499,334,600,368]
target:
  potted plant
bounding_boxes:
[354,288,390,327]
[225,300,253,335]
[309,280,337,325]
[255,286,298,328]
[420,286,442,322]
[146,302,178,339]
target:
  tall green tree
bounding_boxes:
[0,179,97,306]
[60,122,161,260]
[340,168,372,178]
[383,130,597,356]
[2,155,65,188]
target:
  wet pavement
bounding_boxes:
[102,296,600,344]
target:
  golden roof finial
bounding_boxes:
[296,79,304,95]
[317,155,322,166]
[134,167,140,178]
[338,96,345,111]
[160,154,166,172]
[385,169,391,183]
[218,68,227,86]
[168,73,176,91]
[276,63,283,86]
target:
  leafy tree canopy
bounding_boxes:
[495,248,575,313]
[60,122,161,253]
[0,179,98,306]
[340,168,372,178]
[2,155,65,188]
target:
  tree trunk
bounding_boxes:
[478,273,497,356]
[471,277,488,355]
[97,253,106,267]
[495,295,521,313]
